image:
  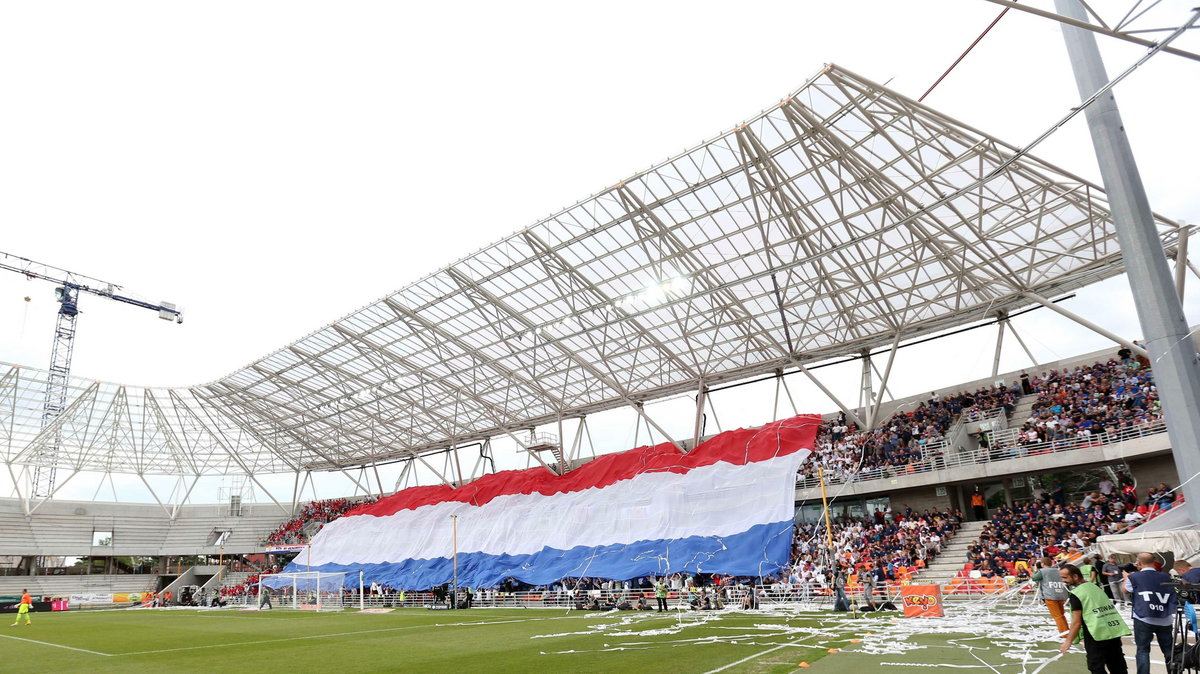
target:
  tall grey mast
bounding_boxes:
[1055,0,1200,523]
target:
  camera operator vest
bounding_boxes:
[1128,569,1177,625]
[1037,566,1069,601]
[1069,581,1130,643]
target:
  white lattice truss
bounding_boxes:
[0,64,1186,482]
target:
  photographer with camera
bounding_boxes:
[1174,560,1200,585]
[1124,552,1177,674]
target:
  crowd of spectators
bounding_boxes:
[797,353,1160,486]
[783,506,963,594]
[798,384,1018,484]
[262,497,375,545]
[965,476,1183,580]
[1006,356,1161,450]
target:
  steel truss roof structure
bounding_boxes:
[0,64,1185,480]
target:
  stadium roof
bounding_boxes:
[0,64,1185,479]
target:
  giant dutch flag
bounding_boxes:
[280,414,818,589]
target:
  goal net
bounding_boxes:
[259,571,350,611]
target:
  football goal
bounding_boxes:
[259,570,361,611]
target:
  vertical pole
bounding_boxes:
[293,576,297,610]
[359,570,365,611]
[991,318,1006,378]
[692,383,707,450]
[306,544,311,573]
[817,466,834,550]
[556,413,567,471]
[1056,0,1200,525]
[451,514,458,610]
[859,350,875,428]
[1175,223,1189,302]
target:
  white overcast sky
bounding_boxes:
[1,1,1199,502]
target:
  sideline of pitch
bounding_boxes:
[0,632,113,656]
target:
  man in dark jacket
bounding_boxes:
[1123,553,1177,674]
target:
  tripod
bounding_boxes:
[1168,603,1200,674]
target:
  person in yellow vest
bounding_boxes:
[10,589,32,626]
[654,579,669,612]
[1058,563,1130,673]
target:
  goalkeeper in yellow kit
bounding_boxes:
[10,589,32,626]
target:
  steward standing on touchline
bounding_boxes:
[1059,563,1130,674]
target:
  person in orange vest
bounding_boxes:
[164,590,172,607]
[971,489,987,520]
[10,589,32,626]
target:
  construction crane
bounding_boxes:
[0,251,182,498]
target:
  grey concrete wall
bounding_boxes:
[886,484,955,513]
[1127,454,1181,491]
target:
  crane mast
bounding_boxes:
[1,252,182,498]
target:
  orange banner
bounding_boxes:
[900,584,943,618]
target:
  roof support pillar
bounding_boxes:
[171,475,200,520]
[1057,0,1200,526]
[795,363,864,429]
[1005,319,1040,368]
[393,460,414,492]
[870,334,902,428]
[1019,291,1147,357]
[692,383,707,451]
[992,314,1007,378]
[1175,222,1189,302]
[773,370,799,421]
[859,351,876,428]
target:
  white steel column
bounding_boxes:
[870,334,902,428]
[1056,0,1200,524]
[859,351,876,428]
[992,316,1007,378]
[1005,320,1040,368]
[1175,223,1189,302]
[692,384,707,450]
[796,363,864,429]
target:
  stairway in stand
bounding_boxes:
[913,519,989,586]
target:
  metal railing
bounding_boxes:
[797,418,1167,491]
[217,578,1027,609]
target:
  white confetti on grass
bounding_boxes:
[531,598,1074,672]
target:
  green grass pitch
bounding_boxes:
[0,605,1093,673]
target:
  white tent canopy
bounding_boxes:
[1096,508,1200,561]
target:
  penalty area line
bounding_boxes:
[0,632,113,656]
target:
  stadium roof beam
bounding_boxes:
[0,64,1188,485]
[1019,291,1148,357]
[981,0,1200,63]
[443,266,685,450]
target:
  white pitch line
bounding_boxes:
[0,632,113,656]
